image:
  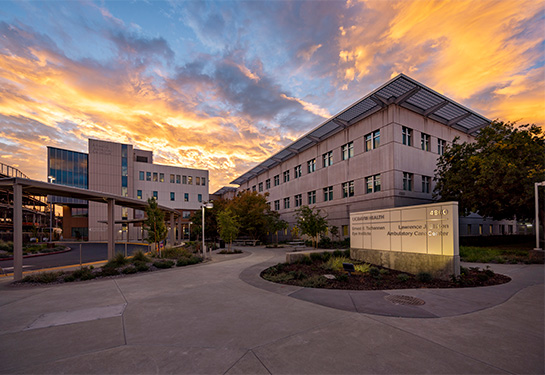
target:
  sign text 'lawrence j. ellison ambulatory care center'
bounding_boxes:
[350,202,459,278]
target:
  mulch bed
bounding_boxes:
[261,261,511,290]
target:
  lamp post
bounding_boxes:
[201,202,213,259]
[48,176,55,242]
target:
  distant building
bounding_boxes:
[47,139,209,241]
[229,74,517,239]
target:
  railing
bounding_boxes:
[0,162,29,179]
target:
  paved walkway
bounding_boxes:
[0,247,543,374]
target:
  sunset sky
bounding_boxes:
[1,0,543,193]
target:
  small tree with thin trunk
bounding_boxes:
[144,197,167,254]
[295,205,328,248]
[217,208,241,251]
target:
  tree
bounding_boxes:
[189,198,228,243]
[295,205,328,248]
[217,208,241,251]
[144,197,167,252]
[228,190,271,241]
[434,121,545,241]
[329,225,340,242]
[266,210,288,245]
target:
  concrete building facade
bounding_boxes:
[48,139,209,241]
[230,74,517,239]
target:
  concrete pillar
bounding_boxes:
[107,199,115,259]
[169,212,175,246]
[13,183,23,281]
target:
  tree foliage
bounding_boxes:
[434,121,545,222]
[229,190,272,240]
[144,197,167,249]
[266,210,288,244]
[189,198,228,242]
[217,208,241,251]
[295,205,328,248]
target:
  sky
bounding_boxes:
[0,0,544,193]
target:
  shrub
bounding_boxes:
[160,247,193,259]
[100,267,120,277]
[379,269,389,275]
[134,261,150,272]
[288,270,307,280]
[477,273,490,282]
[354,263,371,274]
[73,267,96,280]
[322,256,351,271]
[298,256,312,265]
[63,274,76,282]
[417,272,433,283]
[176,257,189,267]
[264,272,294,283]
[0,240,13,252]
[343,249,351,258]
[22,271,63,283]
[332,250,343,257]
[132,250,150,263]
[153,260,175,269]
[337,274,349,282]
[300,275,327,288]
[397,274,410,282]
[318,237,332,248]
[310,252,324,262]
[484,268,495,278]
[106,252,128,268]
[122,266,138,274]
[321,252,331,262]
[368,267,381,279]
[188,255,202,265]
[460,266,469,276]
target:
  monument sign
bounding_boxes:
[350,202,459,279]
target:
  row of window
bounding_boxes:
[272,180,357,210]
[136,190,203,203]
[138,171,206,186]
[402,126,447,155]
[468,224,513,235]
[402,172,432,193]
[251,130,380,192]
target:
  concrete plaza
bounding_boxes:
[0,247,543,374]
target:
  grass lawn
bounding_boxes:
[460,241,540,263]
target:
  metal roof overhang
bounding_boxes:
[0,177,180,217]
[231,73,491,186]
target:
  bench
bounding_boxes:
[233,237,260,246]
[288,240,306,251]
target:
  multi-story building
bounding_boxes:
[47,139,209,241]
[230,74,517,239]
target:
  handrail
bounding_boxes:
[0,162,29,179]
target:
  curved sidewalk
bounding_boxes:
[240,249,545,318]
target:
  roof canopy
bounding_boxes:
[231,74,490,186]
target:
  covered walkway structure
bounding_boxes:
[0,177,180,281]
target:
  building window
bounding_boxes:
[438,139,446,155]
[323,151,332,167]
[198,194,202,203]
[421,133,430,151]
[365,130,380,151]
[489,224,493,234]
[71,207,88,217]
[323,186,333,201]
[170,174,175,183]
[341,225,349,237]
[274,200,280,211]
[196,177,200,185]
[422,175,431,193]
[137,190,142,199]
[176,175,181,184]
[294,165,302,178]
[184,193,189,202]
[403,172,413,191]
[295,194,302,207]
[159,173,164,182]
[202,177,206,186]
[183,211,191,219]
[479,224,483,235]
[153,172,158,182]
[188,176,193,185]
[283,170,290,183]
[402,126,413,146]
[284,197,290,209]
[139,171,145,181]
[342,181,354,198]
[182,175,187,184]
[170,192,175,201]
[467,224,472,235]
[274,175,280,186]
[342,142,354,160]
[146,172,151,181]
[307,158,316,173]
[266,179,271,189]
[153,191,158,199]
[258,182,263,192]
[365,174,381,193]
[308,190,316,204]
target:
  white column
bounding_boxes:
[107,199,115,259]
[13,183,23,281]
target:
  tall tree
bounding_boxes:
[228,191,271,241]
[217,208,241,251]
[295,205,328,248]
[144,197,167,251]
[434,121,545,238]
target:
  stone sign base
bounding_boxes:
[351,248,460,280]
